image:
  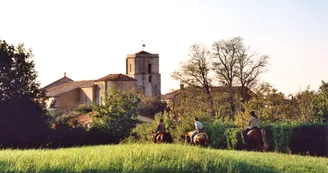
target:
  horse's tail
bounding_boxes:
[166,132,173,143]
[260,129,268,151]
[204,133,209,147]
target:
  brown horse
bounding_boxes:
[152,131,173,143]
[244,128,268,151]
[185,131,209,147]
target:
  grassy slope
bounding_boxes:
[0,144,327,173]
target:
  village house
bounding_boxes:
[43,50,161,112]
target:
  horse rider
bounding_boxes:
[244,111,260,137]
[190,117,204,145]
[154,119,166,143]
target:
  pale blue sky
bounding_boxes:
[1,0,327,95]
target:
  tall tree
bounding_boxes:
[234,38,269,94]
[212,37,241,119]
[0,40,50,148]
[212,37,269,119]
[171,43,215,117]
[0,40,46,103]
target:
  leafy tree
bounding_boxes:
[234,83,291,126]
[171,43,216,117]
[292,86,315,122]
[0,40,50,148]
[92,88,141,137]
[137,95,167,118]
[0,40,46,103]
[311,81,328,122]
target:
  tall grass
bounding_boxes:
[0,144,327,173]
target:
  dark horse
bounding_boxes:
[152,131,173,143]
[185,131,209,147]
[244,128,268,151]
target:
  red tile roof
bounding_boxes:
[46,80,95,97]
[69,112,94,126]
[96,73,137,82]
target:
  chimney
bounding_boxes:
[180,83,184,89]
[64,72,66,77]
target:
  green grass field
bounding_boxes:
[0,144,327,173]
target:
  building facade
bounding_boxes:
[43,50,161,112]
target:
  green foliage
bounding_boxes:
[92,88,141,137]
[224,128,244,150]
[75,104,92,114]
[0,144,327,173]
[0,40,51,148]
[204,121,237,148]
[234,83,317,124]
[126,111,214,144]
[293,86,315,122]
[0,40,46,104]
[137,95,167,117]
[311,81,328,122]
[170,87,230,119]
[263,123,294,153]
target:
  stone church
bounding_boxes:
[43,50,161,112]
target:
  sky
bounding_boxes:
[1,0,327,95]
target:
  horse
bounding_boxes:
[152,131,173,143]
[243,128,268,152]
[185,131,209,147]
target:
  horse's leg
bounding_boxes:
[260,129,268,152]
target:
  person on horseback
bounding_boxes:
[154,119,166,143]
[190,117,204,145]
[244,111,260,136]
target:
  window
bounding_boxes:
[85,97,88,104]
[149,75,152,82]
[148,64,152,74]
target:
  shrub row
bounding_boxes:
[205,122,328,157]
[128,116,328,157]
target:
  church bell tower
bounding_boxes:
[126,50,161,97]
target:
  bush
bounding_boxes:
[204,121,238,149]
[75,104,92,114]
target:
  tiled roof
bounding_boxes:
[69,112,94,126]
[46,80,95,97]
[136,50,151,55]
[161,89,184,100]
[96,73,137,82]
[41,76,73,90]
